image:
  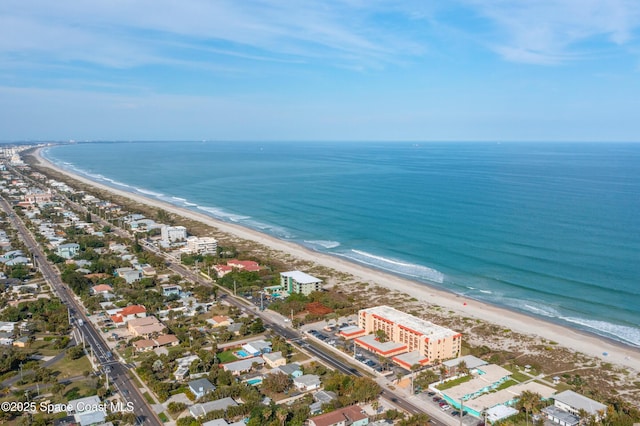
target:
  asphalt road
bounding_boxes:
[0,196,161,426]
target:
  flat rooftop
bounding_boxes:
[361,305,459,339]
[463,381,555,413]
[281,270,321,283]
[442,365,512,400]
[355,334,407,355]
[393,351,428,367]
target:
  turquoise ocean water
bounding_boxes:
[42,141,640,347]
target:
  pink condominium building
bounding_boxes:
[358,305,462,364]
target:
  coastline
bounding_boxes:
[33,148,640,372]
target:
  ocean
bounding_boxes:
[42,141,640,347]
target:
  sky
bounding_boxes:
[1,0,640,142]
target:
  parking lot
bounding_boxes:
[416,391,480,426]
[303,322,407,377]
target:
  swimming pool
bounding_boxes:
[236,350,250,358]
[247,377,263,386]
[271,293,280,298]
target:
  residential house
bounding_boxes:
[307,405,368,426]
[110,305,147,324]
[189,378,216,399]
[227,259,260,272]
[208,315,232,327]
[189,397,238,418]
[545,390,607,424]
[222,357,265,375]
[90,284,113,295]
[67,395,107,426]
[293,374,321,392]
[310,390,338,414]
[241,340,271,357]
[56,243,80,259]
[128,316,165,338]
[263,351,286,368]
[271,363,303,378]
[115,267,142,284]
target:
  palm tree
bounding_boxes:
[517,390,542,426]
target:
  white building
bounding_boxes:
[161,225,187,243]
[280,271,323,295]
[186,236,218,255]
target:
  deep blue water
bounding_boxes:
[43,141,640,347]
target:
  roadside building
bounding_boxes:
[357,305,461,364]
[185,236,217,255]
[161,225,187,243]
[280,271,323,295]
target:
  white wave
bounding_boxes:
[343,249,445,283]
[479,289,493,294]
[467,286,476,290]
[172,196,187,202]
[132,186,164,198]
[184,202,198,207]
[197,205,248,221]
[304,240,341,249]
[522,303,559,318]
[560,316,640,348]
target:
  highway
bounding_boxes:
[0,196,161,426]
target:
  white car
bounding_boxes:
[441,405,451,411]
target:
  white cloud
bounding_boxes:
[0,0,427,70]
[462,0,640,64]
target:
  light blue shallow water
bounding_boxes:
[42,141,640,347]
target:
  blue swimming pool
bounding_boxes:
[236,350,250,358]
[247,377,263,385]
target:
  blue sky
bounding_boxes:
[1,0,640,142]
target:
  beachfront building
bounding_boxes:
[543,390,607,424]
[280,271,323,295]
[355,305,462,364]
[161,225,187,243]
[186,236,218,255]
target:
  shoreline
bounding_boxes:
[33,147,640,372]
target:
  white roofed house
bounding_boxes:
[280,270,323,295]
[293,374,321,391]
[544,390,608,424]
[56,243,80,259]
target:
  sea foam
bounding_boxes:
[340,249,445,284]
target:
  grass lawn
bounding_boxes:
[494,379,518,391]
[158,412,169,422]
[143,392,155,404]
[289,351,310,363]
[509,371,531,383]
[217,350,238,363]
[436,375,472,391]
[50,355,92,379]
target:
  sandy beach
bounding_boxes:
[33,148,640,373]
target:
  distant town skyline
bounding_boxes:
[1,1,640,142]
